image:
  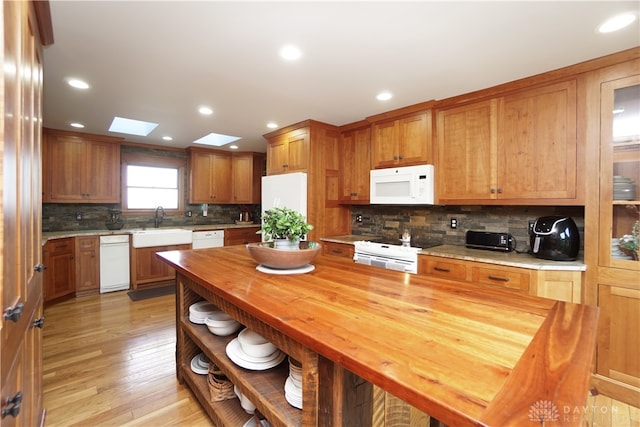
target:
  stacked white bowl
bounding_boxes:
[234,385,257,414]
[226,328,285,370]
[189,301,219,324]
[204,310,242,336]
[284,357,302,409]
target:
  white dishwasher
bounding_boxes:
[99,234,131,293]
[192,230,224,249]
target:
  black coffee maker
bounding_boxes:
[530,216,580,261]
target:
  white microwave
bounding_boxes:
[370,164,435,205]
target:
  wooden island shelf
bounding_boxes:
[158,246,599,427]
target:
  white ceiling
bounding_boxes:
[43,1,640,153]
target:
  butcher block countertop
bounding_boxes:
[157,245,598,426]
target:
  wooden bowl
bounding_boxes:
[246,242,321,269]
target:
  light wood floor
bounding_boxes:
[43,291,640,427]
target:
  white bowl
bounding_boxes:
[234,386,256,414]
[205,318,241,336]
[238,328,278,358]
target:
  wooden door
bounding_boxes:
[398,112,431,166]
[497,80,577,200]
[189,150,213,203]
[436,99,497,202]
[371,119,398,168]
[211,152,232,202]
[85,140,120,202]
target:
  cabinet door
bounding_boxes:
[48,136,86,202]
[189,150,214,203]
[322,241,354,258]
[85,140,120,202]
[286,131,309,172]
[420,256,468,281]
[497,80,577,201]
[266,135,288,174]
[43,239,75,302]
[437,100,497,202]
[596,280,640,389]
[211,152,232,203]
[340,127,371,202]
[76,236,99,295]
[398,112,431,165]
[224,227,261,246]
[471,264,530,293]
[371,119,398,168]
[232,154,253,203]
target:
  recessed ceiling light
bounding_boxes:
[193,132,241,147]
[598,12,637,33]
[266,122,278,129]
[199,106,213,115]
[108,116,158,136]
[229,145,239,150]
[280,45,302,61]
[162,136,173,141]
[67,79,89,89]
[376,91,393,101]
[70,122,85,128]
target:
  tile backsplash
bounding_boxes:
[350,205,585,253]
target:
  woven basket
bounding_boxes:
[208,363,235,402]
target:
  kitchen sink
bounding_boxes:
[131,228,193,248]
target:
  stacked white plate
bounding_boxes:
[226,329,285,370]
[234,385,256,414]
[613,176,636,201]
[190,352,210,375]
[189,301,220,324]
[284,357,302,409]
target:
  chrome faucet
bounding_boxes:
[154,206,165,228]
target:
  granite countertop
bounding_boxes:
[41,223,260,245]
[321,235,586,271]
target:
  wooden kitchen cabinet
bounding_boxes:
[419,254,581,301]
[585,66,640,406]
[266,128,309,174]
[43,238,76,303]
[371,111,432,169]
[339,122,371,203]
[436,80,579,205]
[263,120,350,241]
[75,236,100,296]
[43,129,121,203]
[224,226,261,246]
[231,152,264,204]
[188,148,232,204]
[130,244,190,289]
[322,241,354,259]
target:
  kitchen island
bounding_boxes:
[157,245,598,426]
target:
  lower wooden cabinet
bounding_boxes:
[322,241,354,259]
[224,227,261,246]
[130,244,190,289]
[419,254,582,303]
[43,238,76,303]
[75,236,100,296]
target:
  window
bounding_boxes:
[121,152,185,212]
[126,165,179,209]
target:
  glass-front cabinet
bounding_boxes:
[599,76,640,268]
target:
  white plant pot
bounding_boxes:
[274,238,299,250]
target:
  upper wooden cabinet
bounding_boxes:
[231,152,265,204]
[371,111,432,169]
[188,148,232,204]
[339,123,371,204]
[436,80,579,205]
[266,128,309,174]
[43,129,121,203]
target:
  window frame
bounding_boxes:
[120,152,186,214]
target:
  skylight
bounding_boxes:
[193,132,241,147]
[109,116,158,136]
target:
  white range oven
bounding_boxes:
[353,240,422,274]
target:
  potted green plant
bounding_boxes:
[257,207,313,249]
[619,220,639,261]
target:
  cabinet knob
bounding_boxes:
[34,263,46,272]
[393,155,398,160]
[490,188,496,194]
[398,155,404,160]
[3,303,24,323]
[33,317,45,329]
[1,391,22,419]
[497,188,503,194]
[433,266,451,273]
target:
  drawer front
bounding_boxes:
[77,236,98,250]
[46,238,74,256]
[225,227,261,246]
[471,266,530,292]
[424,259,467,281]
[323,242,354,258]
